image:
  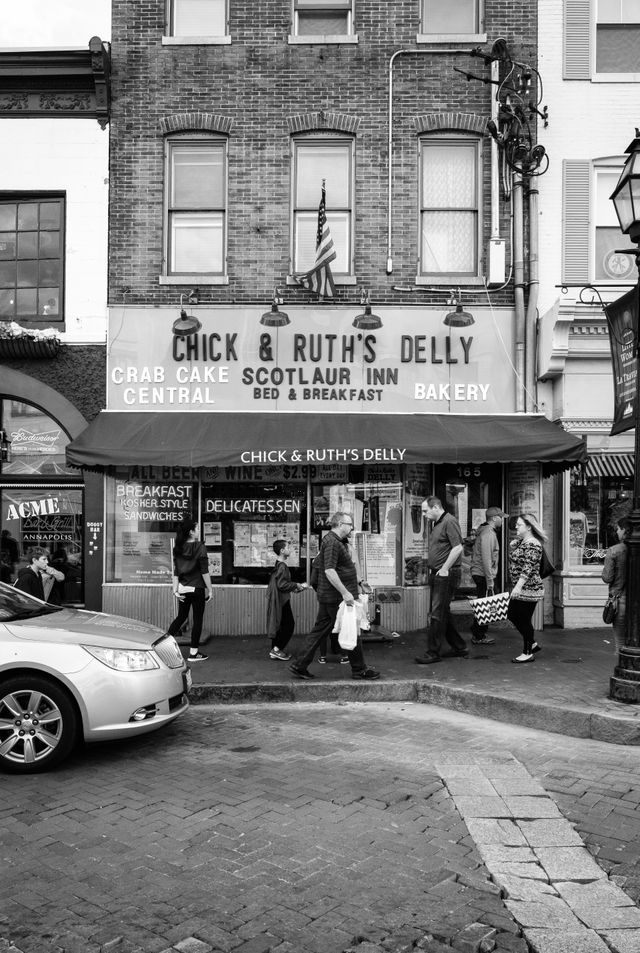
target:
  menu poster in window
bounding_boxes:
[508,464,540,528]
[364,532,397,586]
[208,551,222,577]
[204,521,221,546]
[233,521,300,567]
[119,531,173,582]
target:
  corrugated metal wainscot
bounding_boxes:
[102,585,430,637]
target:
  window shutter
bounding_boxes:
[562,160,591,283]
[563,0,591,79]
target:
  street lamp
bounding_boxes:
[609,129,640,702]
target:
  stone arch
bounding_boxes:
[287,111,360,135]
[1,367,88,439]
[413,113,487,135]
[159,113,234,135]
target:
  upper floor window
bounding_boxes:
[165,139,226,277]
[596,0,640,73]
[421,0,481,34]
[293,0,354,36]
[564,0,640,79]
[0,195,64,323]
[594,165,635,280]
[168,0,227,37]
[562,159,635,283]
[292,140,353,276]
[419,138,480,278]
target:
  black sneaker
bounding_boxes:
[289,664,315,680]
[351,668,381,680]
[471,636,495,645]
[188,652,208,662]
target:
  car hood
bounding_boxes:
[4,606,166,648]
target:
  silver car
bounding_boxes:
[0,581,190,773]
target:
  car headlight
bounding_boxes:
[82,645,160,671]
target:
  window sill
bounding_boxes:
[416,33,487,45]
[415,276,484,287]
[287,34,358,45]
[286,275,357,286]
[162,35,232,45]
[159,275,229,285]
[591,72,640,82]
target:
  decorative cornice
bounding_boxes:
[159,113,234,135]
[287,111,360,134]
[0,37,110,127]
[414,112,487,135]
[562,418,613,431]
[569,324,608,336]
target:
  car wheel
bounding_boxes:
[0,676,79,774]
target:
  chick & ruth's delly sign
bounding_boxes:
[107,306,516,413]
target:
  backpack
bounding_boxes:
[309,552,322,591]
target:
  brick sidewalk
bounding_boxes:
[185,623,640,744]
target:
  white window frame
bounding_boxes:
[593,0,640,78]
[289,138,355,281]
[161,136,228,284]
[163,0,231,45]
[417,0,486,44]
[417,136,482,282]
[592,160,635,282]
[288,0,358,45]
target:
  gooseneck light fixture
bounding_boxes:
[172,290,202,337]
[443,290,475,327]
[608,128,640,703]
[260,288,290,326]
[352,289,383,330]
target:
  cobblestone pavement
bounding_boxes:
[2,702,640,953]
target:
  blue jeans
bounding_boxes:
[294,601,366,672]
[426,569,466,656]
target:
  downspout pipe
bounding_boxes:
[513,172,526,413]
[525,180,539,412]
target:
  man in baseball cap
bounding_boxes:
[470,506,507,646]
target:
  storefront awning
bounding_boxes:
[585,453,634,479]
[66,412,587,476]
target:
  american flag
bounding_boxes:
[294,183,336,299]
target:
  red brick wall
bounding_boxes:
[109,0,537,309]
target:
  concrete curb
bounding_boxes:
[189,679,640,745]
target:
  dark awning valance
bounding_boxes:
[66,412,586,476]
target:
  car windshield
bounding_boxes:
[0,582,64,621]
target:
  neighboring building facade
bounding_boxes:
[537,0,637,626]
[68,0,585,630]
[0,40,110,607]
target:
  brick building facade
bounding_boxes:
[69,2,586,632]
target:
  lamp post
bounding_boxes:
[609,129,640,702]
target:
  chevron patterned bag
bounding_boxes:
[468,591,510,626]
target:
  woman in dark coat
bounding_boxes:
[167,519,212,662]
[266,540,306,660]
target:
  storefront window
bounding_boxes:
[105,468,196,583]
[1,399,74,476]
[202,481,307,585]
[569,463,632,566]
[312,465,404,587]
[0,485,83,602]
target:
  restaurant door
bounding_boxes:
[434,463,505,595]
